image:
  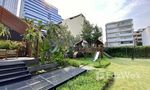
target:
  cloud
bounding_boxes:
[124,0,150,30]
[45,0,149,42]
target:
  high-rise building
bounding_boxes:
[106,19,134,47]
[23,0,62,24]
[0,0,22,17]
[0,0,62,24]
[0,0,4,6]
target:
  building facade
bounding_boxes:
[133,29,144,46]
[23,0,62,24]
[61,14,85,36]
[142,26,150,46]
[106,19,134,47]
[0,0,22,17]
[0,0,62,24]
[61,14,103,41]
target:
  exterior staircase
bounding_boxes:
[0,61,31,86]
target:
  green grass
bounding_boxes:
[57,70,114,90]
[56,57,112,90]
[107,58,150,90]
[57,58,150,90]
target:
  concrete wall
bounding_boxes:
[142,27,150,46]
[61,15,85,36]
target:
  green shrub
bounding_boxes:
[94,60,111,68]
[0,40,23,50]
[57,70,114,90]
[56,59,80,67]
[66,60,80,67]
[0,41,10,49]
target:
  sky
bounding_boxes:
[45,0,150,42]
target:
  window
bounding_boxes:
[121,41,133,44]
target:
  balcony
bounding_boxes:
[107,29,119,34]
[119,33,133,37]
[106,24,118,29]
[120,28,133,32]
[118,23,133,27]
[119,43,134,46]
[120,38,133,42]
[107,34,119,38]
[107,38,120,42]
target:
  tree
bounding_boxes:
[39,23,74,64]
[81,20,93,46]
[92,25,102,42]
[74,35,81,44]
[81,20,102,46]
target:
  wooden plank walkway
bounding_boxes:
[0,66,86,90]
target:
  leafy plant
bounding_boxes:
[81,20,93,46]
[92,25,102,42]
[0,40,24,50]
[81,20,102,46]
[23,19,44,57]
[0,23,11,39]
[57,70,114,90]
[94,60,111,68]
[39,23,75,64]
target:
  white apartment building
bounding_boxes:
[142,26,150,46]
[106,19,134,47]
[134,29,144,46]
[61,14,85,36]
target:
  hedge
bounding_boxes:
[105,46,150,58]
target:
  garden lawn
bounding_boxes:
[107,58,150,90]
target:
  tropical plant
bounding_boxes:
[0,40,24,50]
[0,23,11,39]
[39,23,74,64]
[23,19,74,64]
[23,19,44,57]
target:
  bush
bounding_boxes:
[67,60,80,67]
[56,59,80,67]
[94,60,111,68]
[0,40,24,50]
[57,70,114,90]
[105,46,150,58]
[0,41,10,49]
